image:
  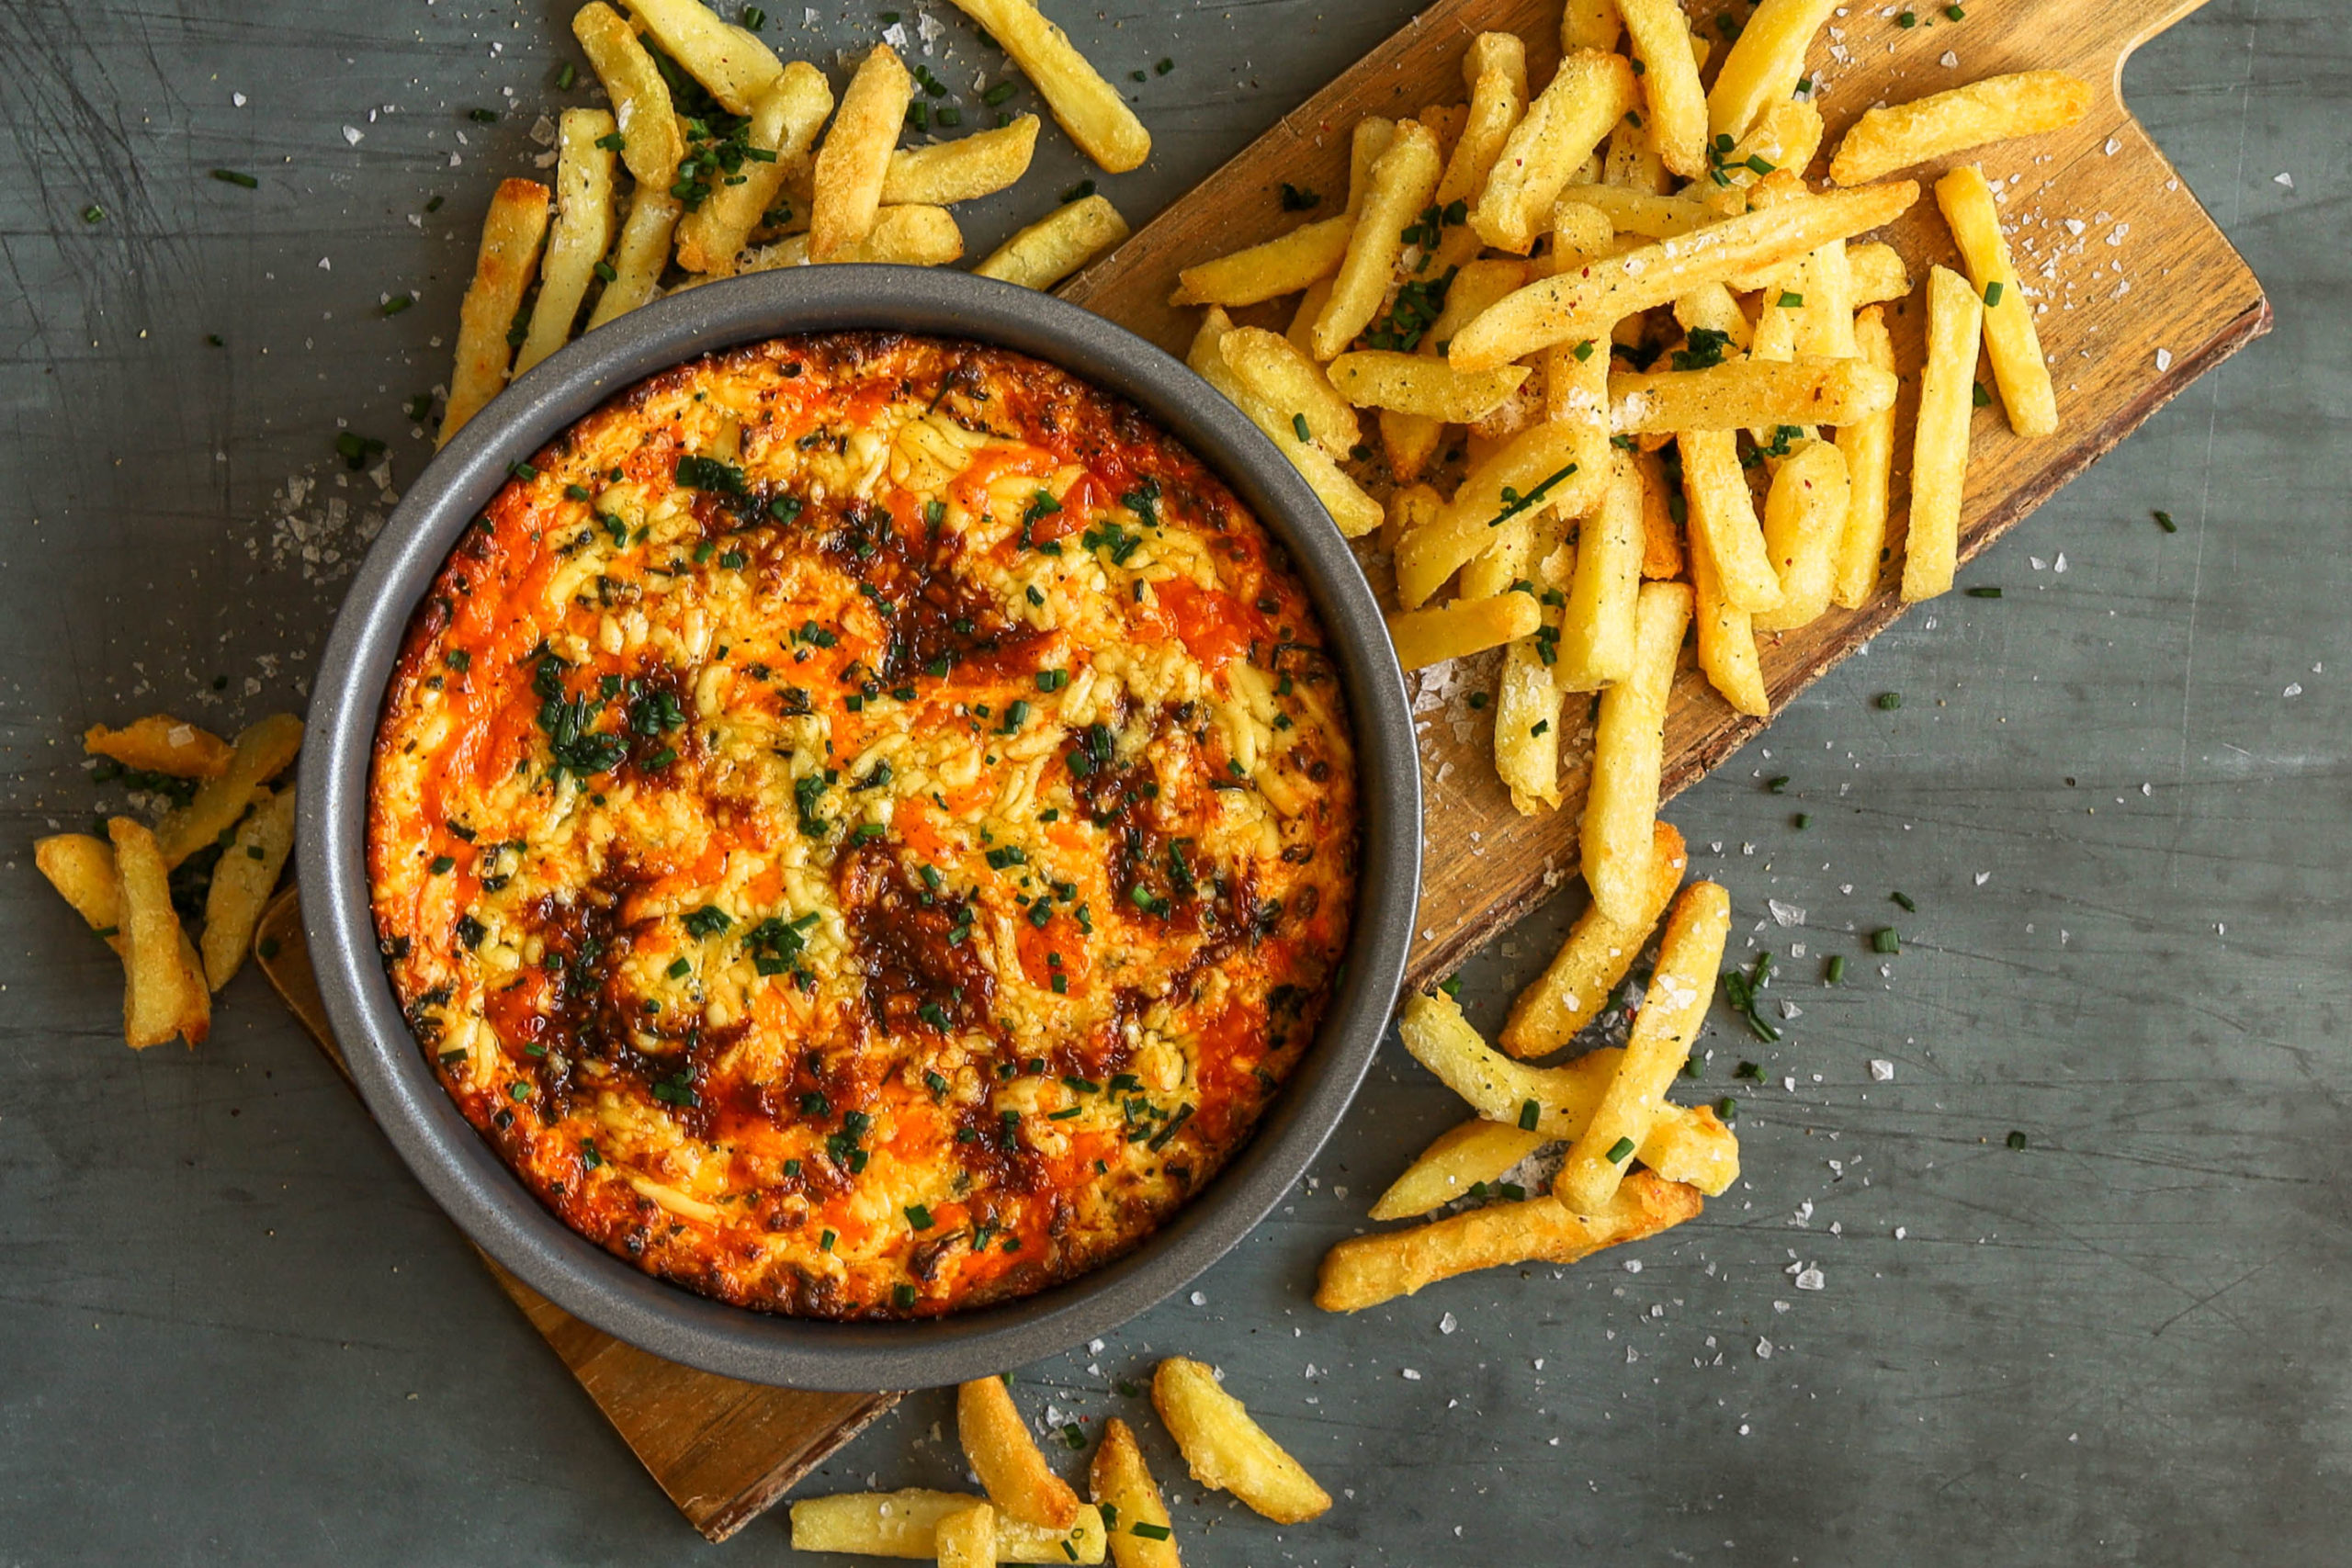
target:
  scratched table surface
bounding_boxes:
[1,0,2344,1562]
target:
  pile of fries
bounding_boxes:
[793,1360,1329,1562]
[34,714,304,1048]
[441,0,1152,446]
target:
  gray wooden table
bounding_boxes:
[2,1,2341,1561]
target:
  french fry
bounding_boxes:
[513,109,617,375]
[1395,421,1601,608]
[1429,33,1531,274]
[811,44,912,261]
[739,204,965,268]
[623,0,783,115]
[959,1377,1081,1530]
[1555,446,1644,691]
[35,833,124,950]
[1170,216,1352,309]
[1396,988,1738,1190]
[1603,115,1674,195]
[1634,446,1685,579]
[1471,49,1638,255]
[1345,115,1396,215]
[1368,1118,1548,1222]
[1552,184,1710,238]
[884,115,1041,205]
[1832,304,1897,608]
[84,716,232,778]
[1501,818,1686,1055]
[583,186,683,328]
[1555,881,1731,1213]
[1937,163,2057,437]
[1150,1359,1330,1526]
[1326,351,1528,423]
[1903,265,1984,602]
[1312,119,1443,360]
[936,1505,998,1568]
[1581,580,1691,924]
[1493,524,1568,812]
[1706,0,1839,142]
[155,713,303,868]
[1370,254,1531,478]
[1560,0,1623,51]
[1688,511,1770,716]
[1419,100,1468,162]
[1223,328,1359,454]
[199,786,296,991]
[1848,240,1910,307]
[571,3,684,190]
[1615,0,1706,179]
[977,193,1130,289]
[109,817,203,1049]
[440,179,549,446]
[1612,356,1895,434]
[1381,480,1443,560]
[1385,592,1543,671]
[1449,181,1919,370]
[676,62,833,274]
[1089,1418,1180,1568]
[944,0,1151,173]
[1751,439,1849,633]
[1286,276,1335,358]
[1678,430,1781,613]
[1831,71,2094,187]
[789,1492,1104,1562]
[1190,310,1383,538]
[1315,1170,1702,1311]
[1718,98,1824,196]
[1672,281,1756,354]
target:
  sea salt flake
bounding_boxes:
[2052,552,2068,572]
[1401,1368,1422,1380]
[1973,870,1991,886]
[342,125,363,145]
[2284,682,2303,698]
[1623,1258,1643,1273]
[1768,898,1805,928]
[2154,347,2174,372]
[1439,1312,1458,1334]
[2103,136,2121,155]
[2275,171,2295,189]
[1870,1059,1894,1081]
[1189,1291,1206,1305]
[1779,999,1803,1021]
[1794,1266,1826,1292]
[1939,49,1957,66]
[1756,1338,1774,1359]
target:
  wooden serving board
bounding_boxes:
[1062,0,2268,989]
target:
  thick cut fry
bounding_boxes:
[1554,446,1642,691]
[1472,50,1638,254]
[1673,281,1754,353]
[1719,98,1824,197]
[1752,440,1849,632]
[1494,536,1567,811]
[1429,35,1531,274]
[35,833,123,949]
[977,193,1130,289]
[676,62,832,274]
[1150,1360,1330,1525]
[1555,882,1731,1213]
[811,45,912,261]
[1317,1170,1701,1310]
[1385,592,1542,671]
[1707,0,1839,141]
[1832,304,1897,608]
[514,109,617,375]
[1224,329,1358,453]
[1634,446,1685,579]
[1832,71,2093,186]
[441,179,549,446]
[84,716,232,778]
[1089,1419,1180,1568]
[1502,818,1686,1055]
[1286,276,1335,358]
[1561,0,1623,51]
[789,1492,1104,1562]
[1345,115,1396,216]
[1395,421,1602,608]
[1603,116,1673,194]
[1450,181,1918,370]
[936,1505,998,1568]
[1370,1118,1548,1221]
[1848,241,1909,307]
[1312,120,1443,360]
[1615,0,1705,178]
[884,115,1040,205]
[1613,356,1894,434]
[945,0,1150,173]
[1790,236,1858,360]
[1937,164,2057,437]
[199,786,296,991]
[1904,265,1984,602]
[1190,310,1383,537]
[571,4,684,189]
[585,186,683,328]
[1327,352,1528,423]
[1688,513,1770,716]
[1554,184,1710,238]
[740,204,964,269]
[155,713,304,869]
[1678,430,1781,612]
[1582,580,1691,924]
[109,817,202,1049]
[959,1377,1081,1529]
[624,0,782,113]
[1170,216,1351,308]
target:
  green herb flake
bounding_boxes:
[209,168,259,188]
[1872,927,1901,954]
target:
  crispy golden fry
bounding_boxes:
[1832,70,2093,186]
[155,713,304,869]
[1832,304,1897,608]
[1937,163,2056,437]
[1317,1169,1702,1311]
[1170,216,1351,309]
[1689,512,1770,716]
[936,1504,998,1568]
[1472,49,1638,255]
[35,833,124,952]
[1634,446,1685,579]
[1555,881,1731,1213]
[1582,580,1691,924]
[1223,328,1359,453]
[571,4,684,189]
[1381,479,1443,559]
[945,0,1150,173]
[1554,183,1710,238]
[441,179,549,446]
[1719,98,1824,197]
[1151,1359,1330,1526]
[1345,115,1396,215]
[199,786,295,991]
[108,817,205,1049]
[1615,0,1705,178]
[1494,525,1568,813]
[1369,1118,1548,1222]
[1381,254,1534,476]
[959,1377,1081,1529]
[1189,310,1383,537]
[1327,351,1528,423]
[623,0,782,114]
[1460,498,1543,602]
[514,109,617,375]
[84,716,232,778]
[1553,446,1643,692]
[1419,100,1468,162]
[1377,407,1443,483]
[585,185,683,328]
[1752,439,1849,632]
[1435,257,1533,337]
[1385,592,1543,671]
[1286,276,1335,357]
[739,204,965,268]
[1561,0,1623,51]
[1603,115,1673,195]
[1395,421,1602,609]
[1904,265,1984,602]
[1429,34,1531,274]
[1749,268,1802,368]
[977,193,1130,289]
[1312,119,1443,359]
[1612,356,1895,434]
[1848,240,1909,307]
[1450,181,1918,371]
[811,44,912,261]
[884,114,1041,205]
[676,62,832,274]
[1707,0,1838,141]
[788,1491,1104,1562]
[1678,429,1781,613]
[1790,236,1858,360]
[1089,1418,1181,1568]
[1501,819,1686,1055]
[1672,281,1755,354]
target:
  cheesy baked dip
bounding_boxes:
[369,333,1358,1319]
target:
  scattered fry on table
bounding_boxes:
[1903,264,1986,602]
[1831,70,2094,187]
[1151,1359,1330,1525]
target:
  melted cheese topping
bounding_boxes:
[368,333,1359,1318]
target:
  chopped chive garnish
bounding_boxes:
[2006,1130,2028,1149]
[81,203,104,224]
[1777,290,1804,309]
[1973,379,1993,408]
[1965,585,2003,597]
[1875,692,1902,710]
[1131,1523,1172,1541]
[1983,280,2005,308]
[1872,927,1901,954]
[905,1203,932,1229]
[1605,1136,1635,1163]
[1766,775,1789,793]
[1891,890,1917,911]
[1716,1096,1737,1122]
[1826,954,1847,983]
[1518,1099,1540,1131]
[429,854,455,874]
[1291,412,1311,443]
[2153,508,2177,533]
[1792,812,1811,829]
[209,168,258,187]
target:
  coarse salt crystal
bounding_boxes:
[1795,1266,1826,1291]
[1973,871,1991,886]
[1189,1291,1206,1305]
[1870,1059,1894,1081]
[1939,50,1957,66]
[1768,898,1805,927]
[2155,347,2174,372]
[2275,171,2295,189]
[1756,1338,1774,1359]
[1401,1368,1421,1380]
[1623,1258,1643,1273]
[2284,682,2304,698]
[342,125,363,145]
[2104,136,2121,155]
[1439,1312,1458,1334]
